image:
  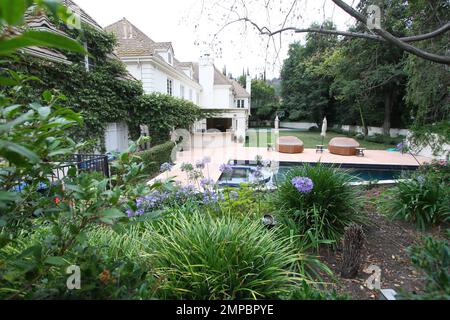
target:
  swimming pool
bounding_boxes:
[217,160,419,187]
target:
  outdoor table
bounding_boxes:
[356,147,366,157]
[316,145,325,153]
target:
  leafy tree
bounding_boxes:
[281,21,338,126]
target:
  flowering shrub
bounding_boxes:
[219,163,233,174]
[273,164,365,245]
[160,162,173,173]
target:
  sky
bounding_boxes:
[74,0,360,79]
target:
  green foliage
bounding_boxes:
[132,94,210,145]
[403,1,449,147]
[218,185,269,219]
[135,141,175,177]
[281,21,338,125]
[272,164,365,245]
[285,281,350,300]
[249,79,279,122]
[402,233,450,300]
[6,45,143,150]
[0,222,157,299]
[0,1,86,56]
[150,212,304,300]
[380,173,450,230]
[280,0,448,146]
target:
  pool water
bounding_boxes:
[218,161,419,187]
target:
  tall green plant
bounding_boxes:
[380,174,449,230]
[273,164,365,245]
[150,212,305,300]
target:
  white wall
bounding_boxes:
[105,122,129,153]
[337,124,409,138]
[198,55,214,108]
[280,122,318,130]
[125,61,200,103]
[213,86,233,109]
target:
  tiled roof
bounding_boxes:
[231,80,250,98]
[105,18,175,58]
[62,0,103,30]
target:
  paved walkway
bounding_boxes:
[150,143,431,186]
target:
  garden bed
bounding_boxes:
[318,186,448,300]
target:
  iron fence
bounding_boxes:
[51,154,110,182]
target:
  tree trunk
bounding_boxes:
[382,91,394,136]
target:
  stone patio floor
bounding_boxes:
[150,143,432,186]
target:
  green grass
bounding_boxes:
[246,129,396,150]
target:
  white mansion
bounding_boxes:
[106,18,252,142]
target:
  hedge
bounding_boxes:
[136,141,176,177]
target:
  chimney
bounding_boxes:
[246,74,252,96]
[198,54,214,108]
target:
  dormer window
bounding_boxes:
[168,52,173,65]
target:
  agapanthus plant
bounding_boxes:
[291,176,314,194]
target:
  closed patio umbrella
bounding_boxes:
[321,117,327,146]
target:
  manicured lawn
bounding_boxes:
[246,129,397,150]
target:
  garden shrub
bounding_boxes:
[380,173,449,230]
[0,224,157,299]
[136,141,175,177]
[272,164,365,245]
[401,233,450,300]
[285,281,350,300]
[149,212,303,300]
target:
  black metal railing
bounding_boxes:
[51,154,110,182]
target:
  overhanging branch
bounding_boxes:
[331,0,450,65]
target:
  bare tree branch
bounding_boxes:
[331,0,450,64]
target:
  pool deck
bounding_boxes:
[150,144,431,186]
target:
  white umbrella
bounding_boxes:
[320,117,327,146]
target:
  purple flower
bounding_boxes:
[176,184,196,199]
[196,159,205,169]
[416,175,426,185]
[261,160,271,167]
[252,166,264,179]
[202,190,223,205]
[160,162,173,173]
[397,142,405,151]
[291,176,314,194]
[219,164,233,174]
[200,178,215,190]
[126,209,135,218]
[229,190,239,200]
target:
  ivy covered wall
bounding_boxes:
[7,22,208,151]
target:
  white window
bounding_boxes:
[180,85,185,99]
[236,99,245,108]
[167,79,173,96]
